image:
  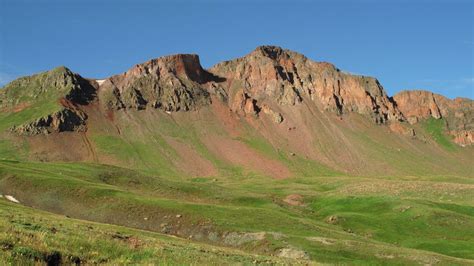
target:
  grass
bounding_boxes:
[236,133,341,177]
[0,67,77,131]
[0,101,61,132]
[310,195,474,259]
[0,200,300,265]
[1,159,473,264]
[0,97,472,264]
[421,118,456,151]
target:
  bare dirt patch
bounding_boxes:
[283,194,304,206]
[306,237,336,245]
[12,102,32,113]
[210,97,242,137]
[165,137,217,177]
[277,247,309,260]
[203,135,291,179]
[26,132,92,162]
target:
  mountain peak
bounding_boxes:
[210,46,403,123]
[252,45,287,59]
[51,65,73,74]
[2,47,472,146]
[122,53,206,84]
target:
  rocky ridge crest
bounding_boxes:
[97,54,220,111]
[210,46,404,124]
[1,46,472,146]
[1,67,94,135]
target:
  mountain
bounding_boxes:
[0,46,472,176]
[0,46,473,264]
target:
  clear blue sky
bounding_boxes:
[1,0,472,99]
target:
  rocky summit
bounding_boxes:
[1,46,472,145]
[0,46,473,265]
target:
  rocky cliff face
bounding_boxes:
[394,90,474,145]
[2,46,472,148]
[210,46,404,123]
[97,54,220,112]
[11,107,87,135]
[0,67,95,135]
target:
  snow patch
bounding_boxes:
[5,195,20,203]
[165,111,172,115]
[96,79,106,85]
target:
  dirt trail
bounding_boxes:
[82,132,98,162]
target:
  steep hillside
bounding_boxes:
[0,66,95,135]
[0,46,472,178]
[0,46,473,264]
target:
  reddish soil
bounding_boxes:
[203,135,291,179]
[283,194,304,206]
[12,102,31,113]
[26,132,92,162]
[210,97,242,137]
[165,137,218,177]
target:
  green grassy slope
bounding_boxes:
[0,67,78,132]
[1,159,473,264]
[1,74,473,264]
[0,200,304,265]
[421,117,457,151]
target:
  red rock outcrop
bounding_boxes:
[389,122,416,137]
[451,130,474,147]
[210,46,403,123]
[98,54,216,111]
[393,90,474,145]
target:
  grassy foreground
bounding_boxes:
[0,200,305,265]
[1,159,473,265]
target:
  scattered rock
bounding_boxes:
[277,247,309,260]
[306,236,335,245]
[399,206,412,212]
[262,105,284,123]
[223,232,266,246]
[207,232,219,242]
[326,215,339,224]
[283,194,304,206]
[389,122,416,137]
[375,253,395,259]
